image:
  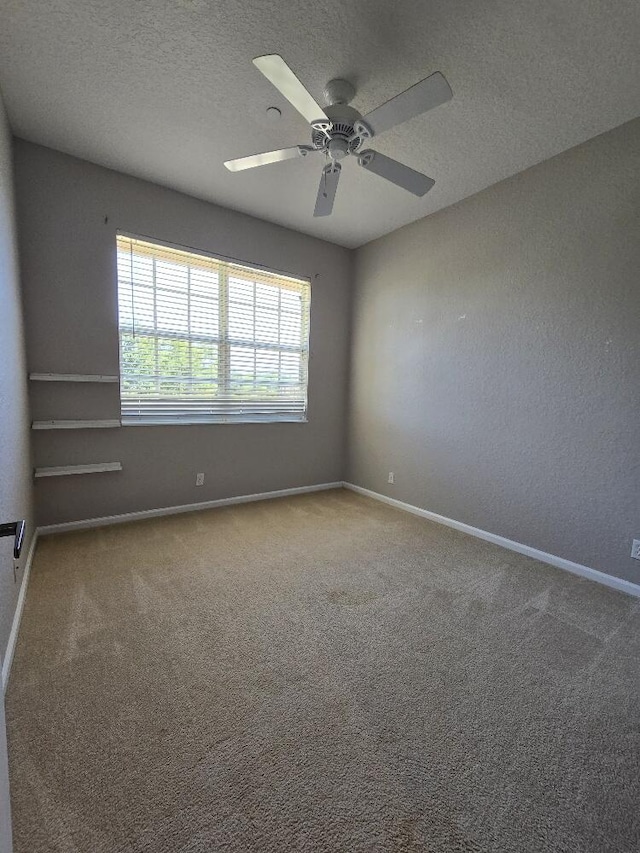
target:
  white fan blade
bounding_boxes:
[363,72,452,137]
[253,55,329,125]
[224,146,313,172]
[314,162,341,217]
[358,150,434,196]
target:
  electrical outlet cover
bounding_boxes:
[196,473,205,486]
[632,540,640,560]
[388,472,395,484]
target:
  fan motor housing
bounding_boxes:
[311,103,372,158]
[326,103,361,125]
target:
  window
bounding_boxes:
[116,235,311,424]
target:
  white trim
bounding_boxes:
[343,482,640,599]
[34,463,123,478]
[121,416,307,427]
[37,482,343,535]
[32,420,121,430]
[117,230,313,286]
[2,531,38,693]
[29,373,118,383]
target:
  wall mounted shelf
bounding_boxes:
[30,375,122,479]
[29,373,119,383]
[34,463,123,479]
[32,419,121,431]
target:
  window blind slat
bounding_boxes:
[117,235,310,424]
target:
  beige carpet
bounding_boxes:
[6,488,640,852]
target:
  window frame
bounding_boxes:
[116,232,312,426]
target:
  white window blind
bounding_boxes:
[116,235,311,424]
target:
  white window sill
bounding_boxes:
[121,417,308,426]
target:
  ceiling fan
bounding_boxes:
[224,55,453,217]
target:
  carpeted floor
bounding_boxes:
[6,488,640,852]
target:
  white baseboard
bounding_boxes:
[343,482,640,599]
[2,530,38,693]
[38,482,344,536]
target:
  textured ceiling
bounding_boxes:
[1,0,639,248]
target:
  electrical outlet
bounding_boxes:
[632,540,640,561]
[195,473,205,486]
[388,472,395,484]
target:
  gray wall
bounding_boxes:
[349,118,640,584]
[0,96,33,665]
[0,89,31,853]
[15,141,352,527]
